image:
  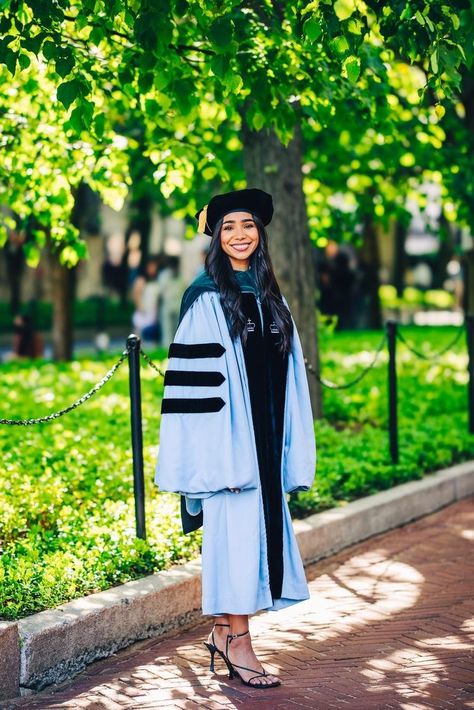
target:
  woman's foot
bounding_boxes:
[226,632,280,687]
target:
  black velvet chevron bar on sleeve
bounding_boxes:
[161,397,226,414]
[168,342,226,359]
[164,370,226,387]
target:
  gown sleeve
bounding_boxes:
[155,291,260,498]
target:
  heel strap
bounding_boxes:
[214,623,230,628]
[228,630,249,640]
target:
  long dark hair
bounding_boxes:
[205,214,293,354]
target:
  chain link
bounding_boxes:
[305,333,387,390]
[396,326,464,361]
[139,348,166,376]
[0,349,129,426]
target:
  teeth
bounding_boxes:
[232,244,250,250]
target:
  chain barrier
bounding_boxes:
[139,348,166,377]
[0,322,466,426]
[0,348,129,426]
[305,333,387,390]
[396,325,464,361]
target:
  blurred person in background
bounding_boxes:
[5,313,44,361]
[131,256,162,342]
[157,255,186,348]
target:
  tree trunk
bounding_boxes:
[358,214,383,329]
[241,121,322,418]
[48,243,75,360]
[462,249,474,315]
[393,220,407,297]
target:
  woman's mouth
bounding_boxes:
[231,243,251,252]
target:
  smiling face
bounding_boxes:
[220,211,259,271]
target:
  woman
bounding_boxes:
[155,188,316,688]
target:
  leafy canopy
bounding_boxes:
[0,0,472,255]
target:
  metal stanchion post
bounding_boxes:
[466,315,474,434]
[127,334,146,539]
[386,320,399,464]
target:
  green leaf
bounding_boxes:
[430,49,438,73]
[67,106,83,132]
[334,0,355,21]
[174,79,196,115]
[154,71,170,90]
[202,166,217,180]
[42,40,57,60]
[347,18,363,34]
[55,52,75,78]
[344,55,360,83]
[415,10,425,25]
[227,73,243,92]
[0,47,18,74]
[18,53,31,71]
[21,33,45,55]
[400,3,411,21]
[208,18,233,49]
[451,13,460,31]
[330,35,350,56]
[304,16,322,41]
[211,54,227,79]
[424,14,434,32]
[59,244,83,266]
[57,79,83,109]
[23,242,41,268]
[90,26,104,46]
[252,112,265,131]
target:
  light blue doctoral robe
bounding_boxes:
[155,286,316,615]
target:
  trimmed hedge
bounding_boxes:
[0,298,133,332]
[0,325,469,620]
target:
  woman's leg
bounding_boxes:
[225,614,279,686]
[207,614,230,652]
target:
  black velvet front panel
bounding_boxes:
[240,293,288,601]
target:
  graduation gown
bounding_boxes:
[155,267,316,615]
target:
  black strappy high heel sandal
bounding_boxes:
[203,622,231,673]
[224,630,281,688]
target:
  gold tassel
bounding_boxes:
[197,204,208,234]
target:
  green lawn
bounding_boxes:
[1,324,471,620]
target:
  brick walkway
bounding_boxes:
[7,499,474,710]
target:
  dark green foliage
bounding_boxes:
[0,299,134,332]
[0,325,470,619]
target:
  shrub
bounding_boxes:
[0,324,469,619]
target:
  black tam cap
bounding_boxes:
[195,188,273,236]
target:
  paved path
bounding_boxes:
[7,499,474,710]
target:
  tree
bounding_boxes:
[0,0,473,389]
